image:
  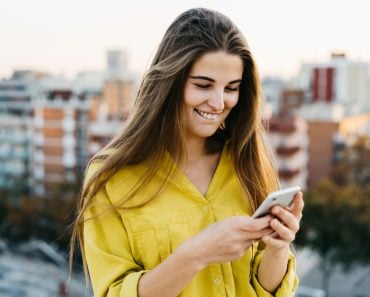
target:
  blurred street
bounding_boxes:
[0,240,89,297]
[297,248,370,297]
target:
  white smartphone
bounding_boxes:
[252,186,301,219]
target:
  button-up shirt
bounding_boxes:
[84,147,298,296]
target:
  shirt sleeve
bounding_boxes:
[250,246,298,297]
[83,162,148,297]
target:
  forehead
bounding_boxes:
[189,51,244,80]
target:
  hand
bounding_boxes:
[262,192,304,251]
[178,215,274,268]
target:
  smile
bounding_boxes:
[194,109,222,120]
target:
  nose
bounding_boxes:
[207,89,225,111]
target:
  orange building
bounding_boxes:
[306,121,339,187]
[32,91,89,195]
[102,79,135,121]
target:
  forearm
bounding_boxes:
[138,245,205,297]
[257,246,289,293]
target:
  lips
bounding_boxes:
[194,108,222,120]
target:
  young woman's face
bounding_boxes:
[182,51,243,142]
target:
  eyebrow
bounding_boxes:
[189,76,242,84]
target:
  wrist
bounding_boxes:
[264,245,290,257]
[175,242,207,273]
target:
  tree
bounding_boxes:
[295,135,370,296]
[0,177,81,251]
[331,135,370,186]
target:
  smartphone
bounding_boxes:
[252,186,301,219]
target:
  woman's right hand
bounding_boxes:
[177,215,273,268]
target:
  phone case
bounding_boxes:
[252,186,301,218]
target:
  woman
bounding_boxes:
[70,7,304,297]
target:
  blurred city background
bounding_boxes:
[1,1,370,296]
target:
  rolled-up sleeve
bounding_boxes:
[251,248,298,297]
[83,163,148,297]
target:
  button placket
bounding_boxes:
[214,278,222,286]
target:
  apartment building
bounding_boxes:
[262,86,309,189]
[0,74,37,193]
[266,115,308,189]
[32,90,89,196]
[261,76,286,114]
[0,48,138,197]
[296,52,370,113]
[277,53,370,187]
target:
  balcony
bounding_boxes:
[276,146,300,156]
[268,117,297,133]
[279,168,301,179]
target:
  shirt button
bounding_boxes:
[214,278,222,286]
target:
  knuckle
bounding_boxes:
[248,223,259,232]
[290,233,296,242]
[230,217,243,229]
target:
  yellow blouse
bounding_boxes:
[84,147,298,296]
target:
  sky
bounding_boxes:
[1,0,370,80]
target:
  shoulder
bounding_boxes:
[84,147,119,185]
[84,148,151,197]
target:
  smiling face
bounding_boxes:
[182,51,244,144]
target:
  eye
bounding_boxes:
[225,86,239,92]
[194,83,211,89]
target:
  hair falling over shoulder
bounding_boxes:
[69,7,279,279]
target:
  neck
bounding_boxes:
[183,136,207,161]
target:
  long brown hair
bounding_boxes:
[69,7,278,277]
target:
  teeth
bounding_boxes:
[195,109,221,120]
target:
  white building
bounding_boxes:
[261,76,286,114]
[295,53,370,114]
[266,115,308,189]
[0,76,38,192]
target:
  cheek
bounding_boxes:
[184,97,198,110]
[225,94,239,109]
[183,85,203,108]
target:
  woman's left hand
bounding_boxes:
[262,192,304,251]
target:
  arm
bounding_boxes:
[84,186,147,296]
[138,215,274,297]
[255,193,304,294]
[84,164,276,297]
[137,242,203,297]
[83,162,149,297]
[85,186,273,297]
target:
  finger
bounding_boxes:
[249,226,275,240]
[290,192,304,219]
[242,215,273,231]
[262,234,288,250]
[271,206,300,233]
[270,218,295,242]
[242,239,255,250]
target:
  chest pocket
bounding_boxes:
[126,210,190,270]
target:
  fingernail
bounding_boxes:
[270,219,278,226]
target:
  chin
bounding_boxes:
[195,129,219,138]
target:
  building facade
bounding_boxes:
[266,115,308,189]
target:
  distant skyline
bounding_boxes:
[1,0,370,80]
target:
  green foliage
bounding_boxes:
[295,180,370,269]
[331,135,370,186]
[296,134,370,269]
